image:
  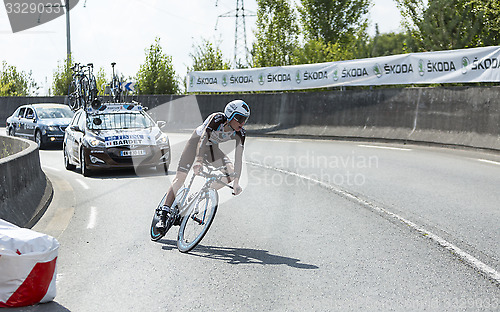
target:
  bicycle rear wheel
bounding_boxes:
[150,193,169,241]
[177,188,218,253]
[151,187,189,241]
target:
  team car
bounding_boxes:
[6,103,74,148]
[63,103,171,176]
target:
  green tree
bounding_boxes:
[95,67,107,96]
[298,0,370,46]
[51,58,73,96]
[252,0,300,67]
[367,25,416,57]
[294,38,361,64]
[396,0,486,51]
[0,61,38,96]
[188,39,231,71]
[469,0,500,46]
[136,38,180,95]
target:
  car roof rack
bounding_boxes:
[86,102,144,114]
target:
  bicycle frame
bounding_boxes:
[174,165,233,219]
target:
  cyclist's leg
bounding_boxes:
[157,133,199,229]
[164,171,187,207]
[163,131,200,206]
[157,171,187,229]
[208,146,234,190]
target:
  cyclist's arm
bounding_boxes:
[194,113,221,163]
[231,132,245,195]
[192,125,214,174]
[233,139,244,180]
[195,128,211,162]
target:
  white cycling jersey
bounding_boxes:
[196,112,245,146]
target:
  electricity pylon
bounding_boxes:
[215,0,255,68]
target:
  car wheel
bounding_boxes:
[64,145,76,171]
[80,149,92,177]
[35,130,44,149]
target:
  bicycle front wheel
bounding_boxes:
[177,188,218,253]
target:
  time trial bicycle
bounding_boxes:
[150,162,234,252]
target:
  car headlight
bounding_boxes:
[47,126,58,131]
[89,139,103,147]
[156,133,169,145]
[86,137,105,148]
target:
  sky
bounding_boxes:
[0,0,403,95]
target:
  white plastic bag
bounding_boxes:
[0,219,59,307]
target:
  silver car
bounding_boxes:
[63,103,171,176]
[6,103,74,148]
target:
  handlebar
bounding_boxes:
[195,165,237,194]
[197,167,235,179]
[71,63,89,73]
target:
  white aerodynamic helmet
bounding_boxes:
[224,99,250,123]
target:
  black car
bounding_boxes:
[63,103,171,176]
[6,103,74,148]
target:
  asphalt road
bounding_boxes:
[4,130,500,311]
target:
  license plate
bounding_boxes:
[120,150,146,156]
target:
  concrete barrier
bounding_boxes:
[134,87,500,151]
[1,86,499,150]
[0,135,52,228]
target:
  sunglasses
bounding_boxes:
[232,113,248,124]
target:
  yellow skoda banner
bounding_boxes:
[187,46,500,93]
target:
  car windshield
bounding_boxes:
[87,112,154,130]
[36,106,74,119]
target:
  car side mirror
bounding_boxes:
[70,125,82,132]
[157,121,167,129]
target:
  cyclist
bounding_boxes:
[156,99,250,230]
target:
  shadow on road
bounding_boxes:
[159,239,318,270]
[5,301,71,312]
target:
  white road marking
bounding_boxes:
[87,207,97,229]
[75,178,89,190]
[246,160,500,286]
[358,144,412,151]
[477,158,500,166]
